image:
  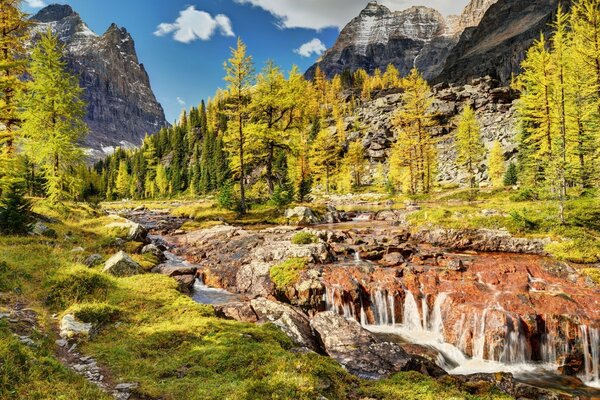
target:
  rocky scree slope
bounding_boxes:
[336,76,517,185]
[30,5,168,161]
[306,0,498,80]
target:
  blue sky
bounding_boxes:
[22,0,470,122]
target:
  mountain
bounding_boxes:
[437,0,562,85]
[306,0,497,80]
[30,4,168,160]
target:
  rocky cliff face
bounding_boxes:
[437,0,562,85]
[31,5,167,160]
[307,0,497,80]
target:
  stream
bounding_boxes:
[126,209,600,398]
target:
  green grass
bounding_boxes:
[0,200,515,399]
[404,189,600,264]
[291,232,319,245]
[270,258,308,290]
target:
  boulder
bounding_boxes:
[102,251,142,277]
[60,314,93,340]
[173,275,196,294]
[250,298,318,351]
[141,244,166,261]
[214,302,259,323]
[311,312,445,379]
[322,205,346,224]
[235,261,273,296]
[106,218,148,242]
[157,265,197,277]
[254,242,333,264]
[31,221,57,238]
[379,252,405,267]
[284,207,321,225]
[84,254,103,267]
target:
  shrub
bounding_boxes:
[291,232,318,245]
[509,210,538,233]
[67,302,122,325]
[582,268,600,284]
[0,181,32,235]
[510,188,539,202]
[270,258,307,290]
[546,237,600,264]
[46,268,113,309]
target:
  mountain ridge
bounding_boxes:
[30,4,168,160]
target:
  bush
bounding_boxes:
[510,188,539,202]
[46,268,113,309]
[291,232,318,245]
[509,210,538,233]
[546,237,600,264]
[270,258,308,290]
[67,302,122,325]
[0,181,32,235]
[582,268,600,284]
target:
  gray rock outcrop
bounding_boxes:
[102,251,142,277]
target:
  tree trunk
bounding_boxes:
[266,143,275,194]
[238,115,246,215]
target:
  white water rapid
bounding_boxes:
[324,286,600,389]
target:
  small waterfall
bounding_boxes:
[354,250,361,263]
[580,326,600,387]
[429,293,447,336]
[472,311,488,360]
[403,290,422,331]
[421,294,429,330]
[500,316,530,364]
[372,290,395,325]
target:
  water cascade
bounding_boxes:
[322,284,600,389]
[580,326,600,388]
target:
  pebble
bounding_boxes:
[56,339,68,347]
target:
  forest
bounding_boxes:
[1,1,599,224]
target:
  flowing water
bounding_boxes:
[324,286,600,394]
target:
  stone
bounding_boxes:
[250,298,318,351]
[102,251,142,277]
[141,244,166,261]
[106,219,148,242]
[173,275,196,294]
[379,252,405,267]
[284,207,321,225]
[311,312,445,379]
[157,265,197,277]
[214,302,259,323]
[84,254,103,268]
[60,314,93,340]
[31,222,57,238]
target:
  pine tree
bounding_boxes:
[513,34,555,187]
[0,0,29,154]
[504,162,518,187]
[310,129,341,194]
[455,105,486,188]
[156,164,169,197]
[390,69,437,194]
[115,160,130,199]
[20,30,87,202]
[344,140,367,188]
[0,0,29,191]
[223,38,254,214]
[488,141,506,188]
[0,180,31,235]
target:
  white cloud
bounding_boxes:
[154,6,234,43]
[234,0,470,30]
[177,97,186,106]
[24,0,47,8]
[294,38,326,58]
